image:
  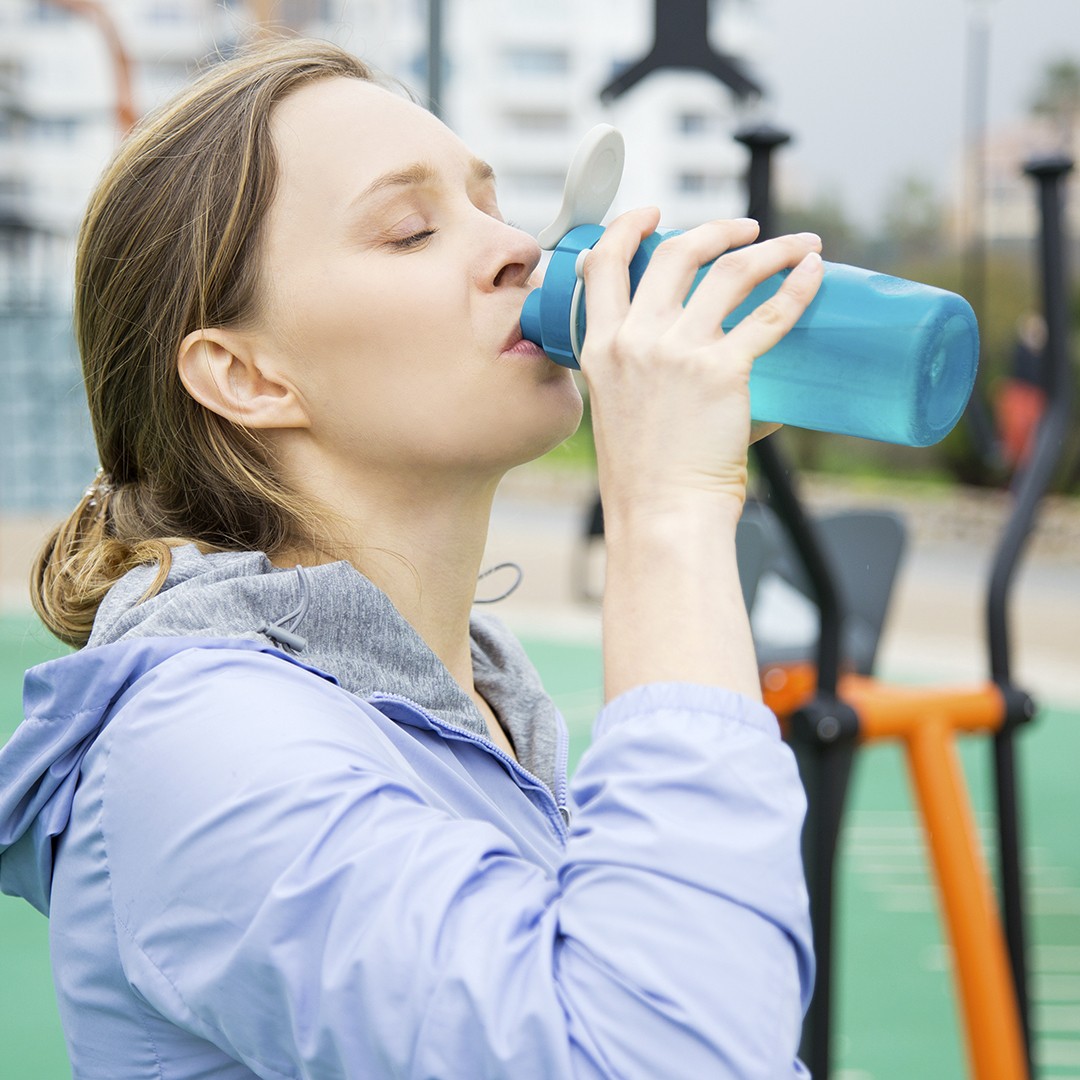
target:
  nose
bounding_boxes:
[484,218,542,291]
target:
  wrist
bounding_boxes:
[600,487,745,548]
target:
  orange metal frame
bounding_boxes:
[762,662,1029,1080]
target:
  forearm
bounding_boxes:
[601,495,761,702]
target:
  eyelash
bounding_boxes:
[391,229,437,249]
[390,218,521,250]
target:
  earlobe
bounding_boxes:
[176,329,309,430]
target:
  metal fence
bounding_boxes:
[1,310,97,512]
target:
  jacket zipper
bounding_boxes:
[369,692,570,843]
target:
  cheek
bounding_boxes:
[308,261,468,367]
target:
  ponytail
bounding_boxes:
[32,471,186,648]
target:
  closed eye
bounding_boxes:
[390,228,437,250]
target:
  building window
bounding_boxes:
[677,111,714,135]
[501,47,570,76]
[504,169,566,195]
[31,117,79,143]
[146,2,189,22]
[504,109,569,133]
[32,1,73,22]
[676,171,726,195]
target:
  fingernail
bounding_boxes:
[797,251,823,271]
[797,232,822,244]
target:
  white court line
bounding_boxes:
[1034,947,1080,973]
[1038,1039,1080,1069]
[1038,1005,1080,1035]
[1034,975,1080,1003]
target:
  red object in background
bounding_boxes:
[996,378,1047,470]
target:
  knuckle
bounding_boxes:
[750,298,788,328]
[583,243,617,269]
[711,250,751,277]
[645,241,685,269]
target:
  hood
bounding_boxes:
[0,546,561,914]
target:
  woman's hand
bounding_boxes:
[579,209,823,531]
[578,209,823,700]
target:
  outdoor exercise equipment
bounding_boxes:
[740,125,1074,1080]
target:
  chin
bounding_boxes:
[517,393,585,468]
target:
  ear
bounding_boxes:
[177,329,309,430]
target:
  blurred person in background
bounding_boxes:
[996,310,1048,471]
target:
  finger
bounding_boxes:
[680,232,822,337]
[578,207,661,341]
[719,250,824,360]
[626,218,761,322]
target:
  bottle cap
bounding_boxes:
[536,124,625,250]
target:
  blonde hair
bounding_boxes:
[33,38,378,647]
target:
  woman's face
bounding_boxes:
[256,76,583,485]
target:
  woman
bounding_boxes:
[0,38,823,1079]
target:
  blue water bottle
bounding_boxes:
[520,127,979,448]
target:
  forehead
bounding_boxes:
[270,77,469,200]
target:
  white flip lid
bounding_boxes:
[536,124,626,251]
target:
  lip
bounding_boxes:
[500,324,548,359]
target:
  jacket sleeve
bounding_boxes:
[95,649,812,1080]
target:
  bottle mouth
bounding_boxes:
[520,288,543,346]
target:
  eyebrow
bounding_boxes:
[352,157,496,207]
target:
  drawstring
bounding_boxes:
[257,560,518,650]
[257,565,311,652]
[474,562,523,604]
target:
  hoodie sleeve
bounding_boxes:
[88,648,811,1080]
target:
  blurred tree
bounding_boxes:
[1029,56,1080,148]
[777,192,869,265]
[880,175,945,262]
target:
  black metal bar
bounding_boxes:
[736,124,843,698]
[788,702,859,1079]
[599,0,762,104]
[986,154,1074,1078]
[987,155,1074,684]
[751,441,842,697]
[733,124,789,243]
[736,124,854,1080]
[994,709,1033,1076]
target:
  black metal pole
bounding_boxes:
[986,154,1074,1076]
[736,124,856,1080]
[988,156,1074,685]
[735,124,843,699]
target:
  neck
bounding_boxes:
[285,467,502,691]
